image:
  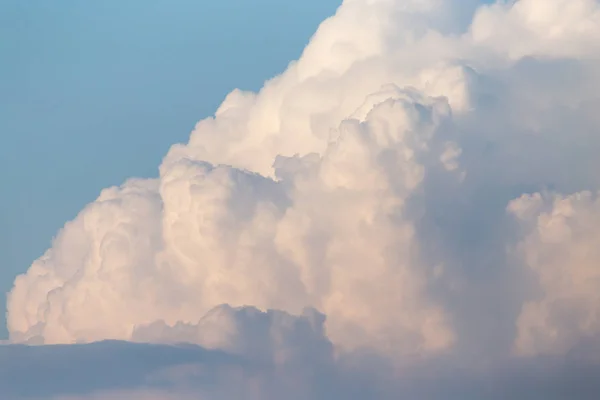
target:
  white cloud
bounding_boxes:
[6,0,600,391]
[509,191,600,358]
[469,0,600,59]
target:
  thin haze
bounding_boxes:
[3,0,600,398]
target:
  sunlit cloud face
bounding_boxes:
[5,0,600,398]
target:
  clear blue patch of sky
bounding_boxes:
[0,0,341,338]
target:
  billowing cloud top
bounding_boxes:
[6,0,600,397]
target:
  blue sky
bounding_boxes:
[0,0,341,338]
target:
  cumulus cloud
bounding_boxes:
[6,0,600,397]
[509,191,600,358]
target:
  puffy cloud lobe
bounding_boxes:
[509,191,600,357]
[7,179,164,344]
[6,0,600,378]
[131,305,333,368]
[470,0,600,59]
[8,88,459,356]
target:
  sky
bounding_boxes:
[3,0,600,398]
[0,0,341,337]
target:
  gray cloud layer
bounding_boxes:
[3,315,600,399]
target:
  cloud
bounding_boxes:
[3,306,600,399]
[509,191,600,358]
[131,304,333,367]
[5,0,600,397]
[469,0,600,59]
[1,306,339,400]
[8,89,461,356]
[0,340,236,399]
[3,332,600,399]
